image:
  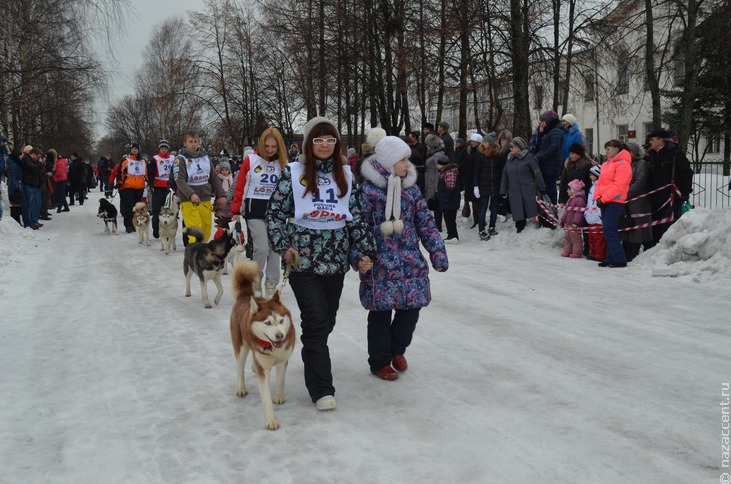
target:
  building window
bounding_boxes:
[585,74,595,102]
[534,85,544,110]
[674,46,685,87]
[585,128,594,156]
[617,51,629,95]
[708,137,721,154]
[617,125,629,143]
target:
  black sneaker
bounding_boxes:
[488,228,497,237]
[479,231,490,241]
[126,226,135,233]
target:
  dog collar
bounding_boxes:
[257,338,272,349]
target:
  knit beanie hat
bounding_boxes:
[539,110,558,121]
[625,140,641,157]
[568,143,585,158]
[370,129,410,237]
[568,179,585,194]
[218,160,231,172]
[589,165,601,178]
[561,114,578,126]
[303,116,338,143]
[483,132,497,145]
[468,133,484,143]
[158,139,170,149]
[510,137,528,151]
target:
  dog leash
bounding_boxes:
[277,250,300,293]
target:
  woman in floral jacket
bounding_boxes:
[350,130,448,381]
[266,117,375,411]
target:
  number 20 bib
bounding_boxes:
[289,162,353,230]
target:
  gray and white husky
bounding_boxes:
[183,227,238,309]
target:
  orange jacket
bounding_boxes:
[119,155,147,190]
[594,149,632,204]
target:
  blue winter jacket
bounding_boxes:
[350,157,448,311]
[562,123,584,161]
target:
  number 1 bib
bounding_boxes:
[289,162,353,230]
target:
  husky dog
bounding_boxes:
[230,261,295,430]
[183,227,238,308]
[223,222,245,275]
[158,207,178,255]
[132,202,151,246]
[97,198,119,235]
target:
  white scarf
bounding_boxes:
[381,173,404,236]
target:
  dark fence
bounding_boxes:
[689,160,731,209]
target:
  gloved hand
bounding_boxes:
[596,199,606,209]
[473,187,480,199]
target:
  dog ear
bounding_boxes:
[250,296,259,314]
[271,290,280,302]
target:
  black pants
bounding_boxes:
[443,209,458,239]
[367,309,420,372]
[433,209,443,232]
[515,219,527,233]
[623,242,642,262]
[150,187,169,238]
[68,184,85,205]
[119,188,143,230]
[289,271,345,402]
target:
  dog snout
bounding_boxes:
[275,332,283,341]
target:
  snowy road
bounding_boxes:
[0,200,728,483]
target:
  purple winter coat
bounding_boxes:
[349,156,449,311]
[560,191,587,227]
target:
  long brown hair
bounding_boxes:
[302,122,348,198]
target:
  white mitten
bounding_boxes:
[473,187,480,199]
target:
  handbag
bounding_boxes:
[461,202,471,218]
[427,197,438,211]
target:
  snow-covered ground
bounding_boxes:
[1,197,729,483]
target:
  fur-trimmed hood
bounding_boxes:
[479,143,501,157]
[359,154,418,189]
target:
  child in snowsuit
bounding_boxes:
[560,179,586,258]
[350,129,449,381]
[584,165,606,261]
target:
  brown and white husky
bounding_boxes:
[229,261,295,430]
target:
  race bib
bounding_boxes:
[154,154,174,182]
[185,155,211,186]
[289,162,352,229]
[126,159,146,177]
[247,154,281,200]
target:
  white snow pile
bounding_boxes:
[632,207,731,281]
[0,210,39,265]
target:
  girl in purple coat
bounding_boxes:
[350,129,449,381]
[560,179,587,258]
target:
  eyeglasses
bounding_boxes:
[312,137,337,145]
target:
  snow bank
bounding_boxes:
[0,213,38,266]
[632,208,731,281]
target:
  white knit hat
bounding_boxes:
[367,130,409,237]
[303,116,338,143]
[375,136,411,172]
[561,114,578,126]
[468,133,483,143]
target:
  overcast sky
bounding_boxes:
[95,0,205,137]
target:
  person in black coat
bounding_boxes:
[21,147,44,228]
[534,110,565,204]
[67,153,87,205]
[473,132,505,240]
[437,121,455,162]
[646,128,694,247]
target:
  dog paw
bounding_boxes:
[265,418,280,431]
[273,395,285,405]
[204,303,213,309]
[236,388,247,397]
[185,292,191,297]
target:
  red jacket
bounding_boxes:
[53,158,68,182]
[231,156,253,216]
[594,149,632,204]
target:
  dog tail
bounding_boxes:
[134,201,146,211]
[182,226,205,243]
[231,261,260,301]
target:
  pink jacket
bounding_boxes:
[53,158,68,182]
[594,149,632,204]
